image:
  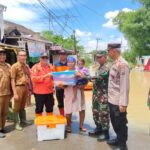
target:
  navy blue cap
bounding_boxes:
[107,43,121,49]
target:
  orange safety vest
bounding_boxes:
[31,62,54,94]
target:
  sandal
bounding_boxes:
[66,126,72,133]
[79,127,87,132]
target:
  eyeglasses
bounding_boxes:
[19,55,27,56]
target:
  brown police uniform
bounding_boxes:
[11,62,30,112]
[0,62,11,130]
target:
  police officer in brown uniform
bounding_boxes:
[11,50,32,131]
[107,43,130,150]
[0,48,11,138]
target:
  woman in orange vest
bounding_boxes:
[31,52,54,117]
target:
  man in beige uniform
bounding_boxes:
[11,50,31,131]
[0,48,11,138]
[107,43,130,150]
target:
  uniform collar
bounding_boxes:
[113,56,122,64]
[0,62,6,66]
[59,60,67,65]
[18,61,26,67]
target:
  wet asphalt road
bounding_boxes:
[1,71,150,150]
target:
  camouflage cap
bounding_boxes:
[96,50,107,57]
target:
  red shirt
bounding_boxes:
[31,62,54,94]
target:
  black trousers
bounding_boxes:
[109,103,128,146]
[56,88,64,108]
[34,93,54,114]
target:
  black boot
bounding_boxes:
[107,138,119,146]
[97,130,109,142]
[0,131,5,138]
[88,126,102,137]
[117,144,128,150]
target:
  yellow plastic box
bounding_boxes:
[35,115,67,141]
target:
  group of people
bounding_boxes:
[0,49,32,137]
[0,43,130,150]
[89,43,130,150]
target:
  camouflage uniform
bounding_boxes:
[92,63,109,131]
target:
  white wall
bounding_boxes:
[0,5,6,40]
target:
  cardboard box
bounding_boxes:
[35,115,67,141]
[52,70,77,86]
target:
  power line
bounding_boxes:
[31,0,63,34]
[70,0,91,31]
[76,0,103,17]
[41,0,74,32]
[59,0,88,31]
[36,0,72,36]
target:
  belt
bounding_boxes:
[16,84,25,86]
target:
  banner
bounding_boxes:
[27,41,45,57]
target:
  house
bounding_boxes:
[0,42,22,65]
[2,20,75,66]
[2,20,53,67]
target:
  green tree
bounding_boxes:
[42,30,92,67]
[122,50,137,64]
[113,0,150,62]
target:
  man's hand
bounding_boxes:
[99,76,103,80]
[58,82,64,88]
[119,106,127,113]
[14,94,19,101]
[75,71,82,77]
[43,73,52,78]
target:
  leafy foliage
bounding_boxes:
[42,30,92,67]
[113,0,150,63]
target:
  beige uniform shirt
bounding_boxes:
[0,63,11,96]
[108,56,130,106]
[11,62,30,86]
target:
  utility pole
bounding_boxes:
[96,38,101,51]
[73,30,77,55]
[48,14,52,31]
[0,4,6,40]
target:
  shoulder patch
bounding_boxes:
[119,63,126,75]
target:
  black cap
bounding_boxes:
[107,43,121,49]
[59,49,67,54]
[0,48,6,53]
[40,52,48,58]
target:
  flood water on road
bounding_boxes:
[128,70,150,131]
[1,70,150,150]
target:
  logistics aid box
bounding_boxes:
[52,70,77,86]
[35,115,67,141]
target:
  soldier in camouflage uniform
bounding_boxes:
[89,51,109,141]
